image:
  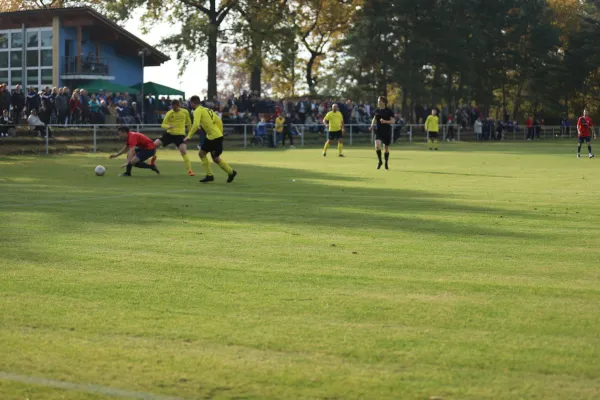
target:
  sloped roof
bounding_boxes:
[0,7,170,66]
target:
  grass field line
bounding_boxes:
[0,372,185,400]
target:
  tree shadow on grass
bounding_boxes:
[0,159,544,243]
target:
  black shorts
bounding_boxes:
[578,136,591,144]
[428,132,439,139]
[328,130,343,140]
[201,136,224,158]
[135,147,156,162]
[376,131,392,146]
[159,133,185,147]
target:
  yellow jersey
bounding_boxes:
[425,115,439,133]
[187,106,223,141]
[324,111,344,132]
[275,116,285,133]
[161,109,191,135]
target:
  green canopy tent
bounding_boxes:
[132,82,185,98]
[77,80,139,94]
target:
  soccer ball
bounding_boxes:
[95,165,106,176]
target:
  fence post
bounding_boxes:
[93,125,97,153]
[409,126,413,142]
[45,125,49,155]
[457,126,460,141]
[273,127,277,148]
[442,124,446,141]
[349,124,353,146]
[243,125,247,149]
[391,125,395,144]
[301,125,305,147]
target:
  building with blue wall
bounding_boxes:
[0,7,169,90]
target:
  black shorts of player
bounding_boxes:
[201,136,224,158]
[159,133,186,147]
[428,132,439,139]
[376,131,392,146]
[578,136,591,144]
[135,147,156,162]
[328,130,343,141]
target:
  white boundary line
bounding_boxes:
[0,372,185,400]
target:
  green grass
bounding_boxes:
[1,142,599,400]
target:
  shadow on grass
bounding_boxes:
[0,158,542,243]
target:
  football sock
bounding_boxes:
[338,142,343,155]
[434,139,439,150]
[182,153,192,172]
[126,163,133,174]
[135,161,152,169]
[588,145,592,154]
[323,142,330,154]
[217,159,233,175]
[578,144,581,154]
[201,156,213,176]
[428,139,433,149]
[384,152,389,163]
[376,149,382,162]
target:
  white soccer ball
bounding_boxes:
[95,165,106,176]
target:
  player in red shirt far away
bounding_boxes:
[577,109,596,159]
[109,126,160,176]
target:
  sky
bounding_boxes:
[124,10,208,96]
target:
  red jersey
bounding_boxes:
[526,117,533,128]
[577,116,594,137]
[126,131,155,149]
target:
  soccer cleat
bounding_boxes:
[435,148,439,151]
[199,175,215,183]
[590,154,595,159]
[188,170,195,177]
[290,145,296,148]
[119,172,131,177]
[377,161,383,170]
[149,155,157,166]
[339,154,345,157]
[385,164,389,170]
[429,148,433,151]
[322,152,327,157]
[152,165,160,174]
[227,170,238,183]
[577,153,581,158]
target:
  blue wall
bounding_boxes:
[58,23,143,88]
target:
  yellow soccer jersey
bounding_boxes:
[425,115,439,133]
[161,109,191,135]
[324,111,344,132]
[187,106,223,141]
[275,116,285,133]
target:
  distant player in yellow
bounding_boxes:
[275,114,285,145]
[425,108,440,151]
[150,99,194,175]
[186,96,237,183]
[323,104,345,157]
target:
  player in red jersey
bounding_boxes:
[577,109,596,159]
[109,126,160,176]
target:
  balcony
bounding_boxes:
[60,56,115,80]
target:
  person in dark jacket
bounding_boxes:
[0,84,11,117]
[55,88,69,125]
[26,87,41,114]
[11,84,25,124]
[0,109,15,137]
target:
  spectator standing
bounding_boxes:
[446,114,456,141]
[275,113,285,143]
[145,93,157,124]
[282,113,295,148]
[526,114,534,140]
[26,87,40,114]
[474,117,483,141]
[561,116,570,137]
[11,84,25,124]
[69,92,82,124]
[0,84,12,119]
[80,89,90,123]
[55,88,69,125]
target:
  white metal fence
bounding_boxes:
[29,123,580,155]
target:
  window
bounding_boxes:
[11,32,22,49]
[27,31,38,48]
[0,33,8,49]
[11,51,22,68]
[27,50,39,67]
[0,27,51,88]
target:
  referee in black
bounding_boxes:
[371,96,396,170]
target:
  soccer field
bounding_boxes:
[1,142,599,400]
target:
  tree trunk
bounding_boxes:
[306,52,318,96]
[512,82,524,121]
[207,20,218,99]
[401,86,407,119]
[249,35,263,96]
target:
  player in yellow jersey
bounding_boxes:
[424,108,440,151]
[323,103,345,157]
[186,96,237,183]
[149,100,194,175]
